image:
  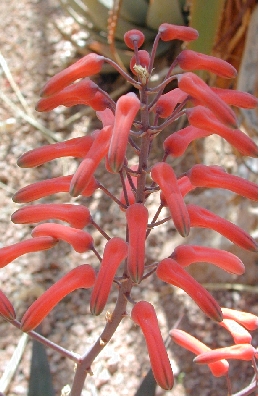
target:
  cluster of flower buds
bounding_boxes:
[0,22,257,393]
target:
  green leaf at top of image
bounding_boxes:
[188,0,225,55]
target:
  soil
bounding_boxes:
[0,1,257,396]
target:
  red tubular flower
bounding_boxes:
[0,236,58,268]
[163,125,212,157]
[152,88,188,118]
[90,237,128,315]
[12,174,98,203]
[186,105,258,157]
[178,72,237,127]
[158,23,198,42]
[36,78,99,111]
[124,29,145,49]
[151,162,190,237]
[31,224,93,253]
[156,258,223,322]
[187,204,258,252]
[70,126,113,197]
[17,135,94,168]
[170,329,229,377]
[172,245,245,275]
[40,53,104,97]
[126,203,148,283]
[187,164,258,201]
[86,90,112,111]
[177,175,196,197]
[130,50,150,76]
[221,308,258,331]
[21,264,96,332]
[96,108,115,127]
[211,87,258,109]
[219,319,252,344]
[131,301,174,390]
[11,203,91,229]
[177,50,237,78]
[107,93,140,173]
[0,290,16,321]
[194,344,256,364]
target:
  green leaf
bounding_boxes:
[146,0,184,30]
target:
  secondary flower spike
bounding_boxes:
[221,308,258,331]
[36,78,99,112]
[107,93,140,173]
[187,204,258,252]
[178,72,237,127]
[219,319,252,344]
[11,203,91,229]
[170,329,229,377]
[131,301,174,390]
[151,162,190,237]
[17,135,94,168]
[0,237,58,268]
[0,290,16,321]
[90,237,128,315]
[177,49,237,78]
[187,164,258,201]
[31,224,93,253]
[156,258,223,322]
[21,264,96,332]
[70,125,113,197]
[12,175,98,203]
[194,344,256,364]
[158,23,198,42]
[40,53,104,97]
[186,105,258,157]
[172,245,245,275]
[126,203,148,283]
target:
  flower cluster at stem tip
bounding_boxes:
[0,23,258,392]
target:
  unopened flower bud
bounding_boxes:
[151,162,190,237]
[158,23,198,42]
[131,301,174,390]
[90,238,128,315]
[21,264,95,331]
[124,29,145,49]
[194,344,256,364]
[31,224,93,253]
[0,290,16,321]
[152,88,188,118]
[126,203,148,283]
[157,258,223,322]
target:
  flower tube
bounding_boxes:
[194,344,256,364]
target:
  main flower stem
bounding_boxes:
[70,277,133,396]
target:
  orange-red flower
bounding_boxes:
[172,245,245,275]
[156,258,222,322]
[211,87,258,109]
[186,105,258,157]
[126,203,148,283]
[13,175,98,203]
[107,93,140,173]
[187,164,258,201]
[151,162,190,237]
[12,203,91,229]
[177,50,237,78]
[219,319,252,344]
[0,236,58,268]
[178,72,237,127]
[31,224,93,253]
[158,23,198,42]
[90,237,128,315]
[151,88,188,118]
[221,308,258,331]
[124,30,145,49]
[170,329,229,377]
[21,264,96,332]
[131,301,174,390]
[188,204,258,252]
[40,53,104,97]
[194,344,256,364]
[17,135,94,168]
[70,126,113,197]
